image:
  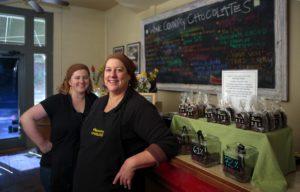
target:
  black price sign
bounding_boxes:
[191,144,205,157]
[223,155,240,171]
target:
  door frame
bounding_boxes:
[0,5,53,153]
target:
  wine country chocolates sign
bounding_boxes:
[142,0,287,100]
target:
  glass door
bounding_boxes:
[0,6,53,152]
[0,54,25,151]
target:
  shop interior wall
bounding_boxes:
[52,6,106,88]
[6,0,299,154]
[105,0,300,154]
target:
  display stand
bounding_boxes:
[163,115,296,192]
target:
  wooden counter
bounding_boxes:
[147,155,259,192]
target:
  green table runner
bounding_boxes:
[171,115,296,192]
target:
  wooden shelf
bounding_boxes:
[171,155,259,192]
[148,155,262,192]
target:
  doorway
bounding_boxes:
[0,52,25,152]
[0,56,19,140]
[0,5,53,152]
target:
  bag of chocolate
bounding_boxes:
[217,95,232,125]
[235,99,251,129]
[204,93,218,123]
[250,97,270,132]
[175,125,194,155]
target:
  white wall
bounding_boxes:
[52,6,106,89]
[105,5,140,55]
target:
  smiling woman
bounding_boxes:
[20,63,98,192]
[73,53,178,192]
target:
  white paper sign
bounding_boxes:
[222,70,258,111]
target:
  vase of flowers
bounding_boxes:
[136,68,159,93]
[91,64,107,96]
[136,72,151,92]
[148,68,159,92]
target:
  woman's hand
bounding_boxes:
[38,140,53,154]
[112,150,158,190]
[113,158,135,190]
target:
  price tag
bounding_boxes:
[191,144,205,157]
[223,155,240,171]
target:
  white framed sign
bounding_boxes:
[222,70,258,111]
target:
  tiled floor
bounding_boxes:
[0,150,43,192]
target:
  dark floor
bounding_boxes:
[0,150,44,192]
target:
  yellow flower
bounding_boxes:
[135,68,159,92]
[141,71,147,77]
[148,68,159,81]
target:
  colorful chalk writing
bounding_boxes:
[144,0,275,88]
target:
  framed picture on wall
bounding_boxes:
[126,42,141,74]
[113,46,124,54]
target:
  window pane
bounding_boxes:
[0,14,25,45]
[34,17,45,47]
[34,54,46,104]
[0,57,20,139]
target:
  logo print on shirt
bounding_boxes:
[91,128,104,137]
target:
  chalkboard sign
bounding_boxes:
[224,155,240,171]
[142,0,287,100]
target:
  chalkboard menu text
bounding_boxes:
[142,0,287,100]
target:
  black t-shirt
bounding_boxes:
[40,92,97,167]
[120,88,178,160]
[94,88,178,160]
[73,88,178,191]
